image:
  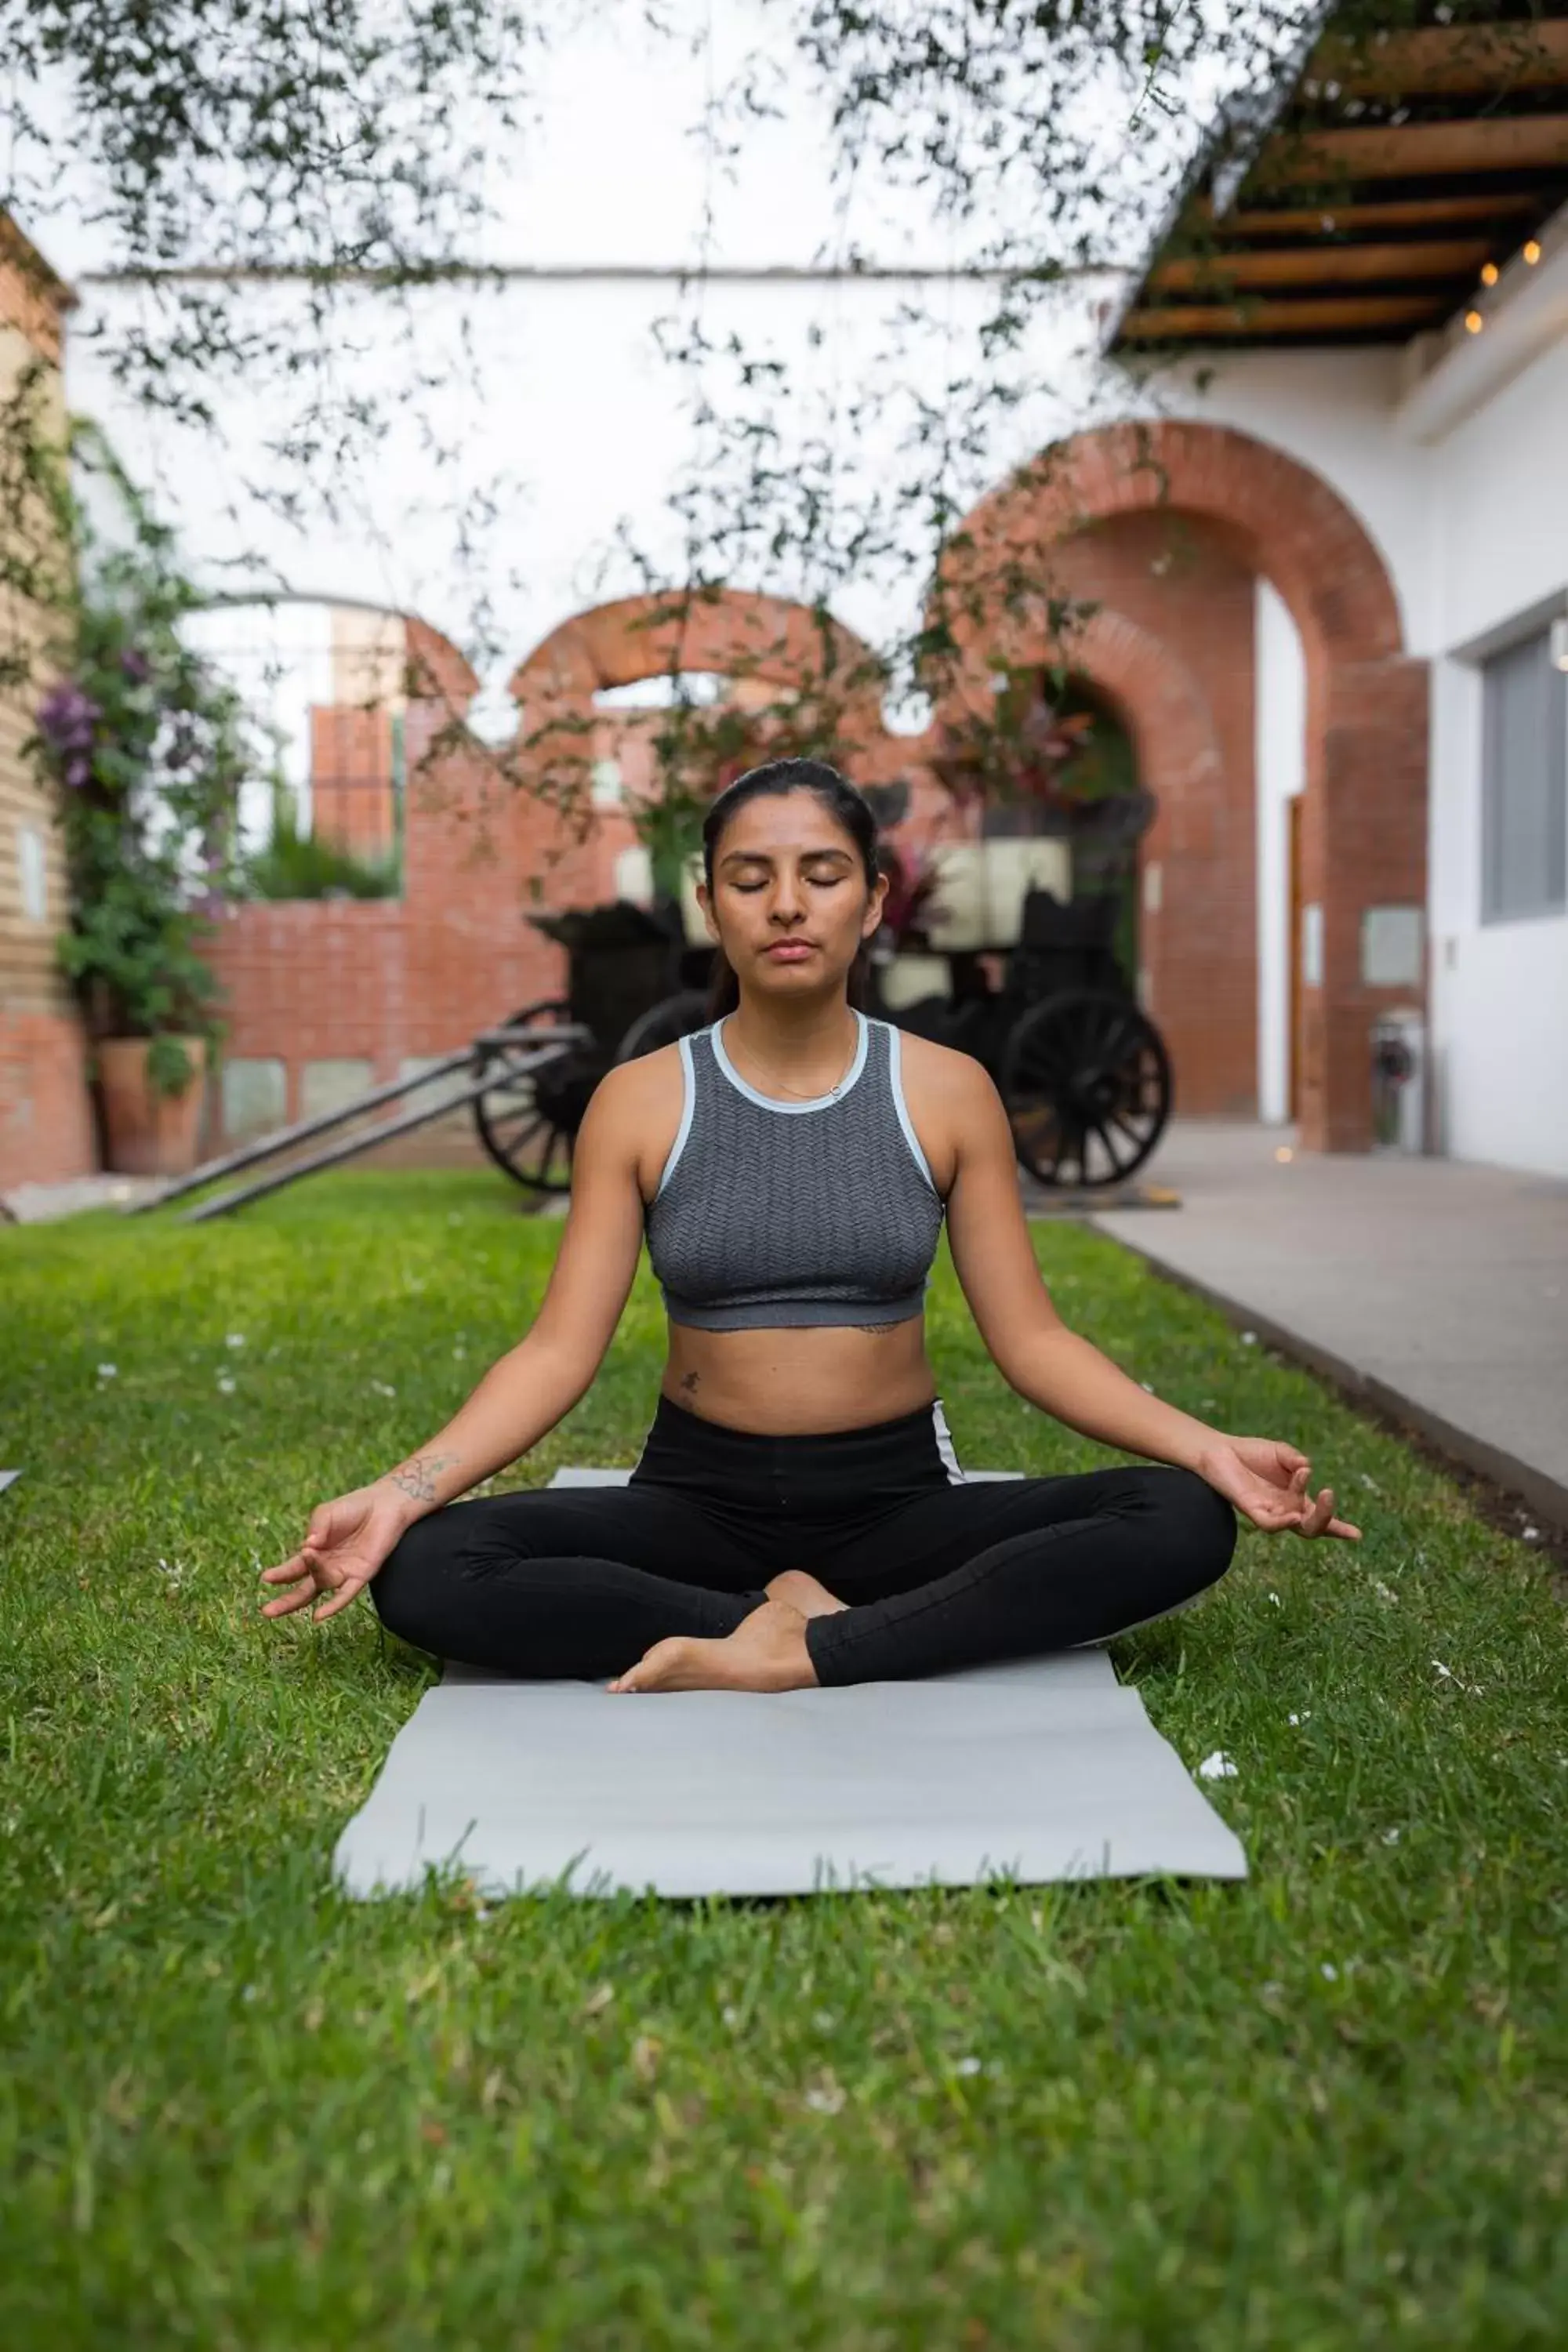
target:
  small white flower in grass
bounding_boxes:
[954,2056,982,2078]
[1522,1526,1541,1543]
[216,1375,237,1396]
[1287,1711,1312,1726]
[225,1332,245,1350]
[804,2082,845,2114]
[1240,1330,1258,1347]
[96,1363,117,1380]
[1268,1592,1282,1607]
[1371,1579,1399,1604]
[1198,1751,1238,1780]
[1320,1963,1338,1982]
[721,2004,741,2028]
[1383,1828,1401,1846]
[242,1984,259,2002]
[370,1380,397,1399]
[452,1346,466,1360]
[1140,1381,1154,1393]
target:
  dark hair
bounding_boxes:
[701,758,880,1018]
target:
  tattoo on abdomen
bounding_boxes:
[679,1371,700,1394]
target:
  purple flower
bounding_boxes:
[64,753,93,790]
[120,648,151,684]
[38,682,100,757]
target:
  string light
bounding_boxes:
[1464,310,1483,335]
[1479,262,1498,287]
[1523,240,1541,265]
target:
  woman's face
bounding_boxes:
[699,789,886,1001]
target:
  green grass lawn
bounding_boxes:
[2,1168,1565,2350]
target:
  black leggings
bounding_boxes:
[372,1393,1237,1687]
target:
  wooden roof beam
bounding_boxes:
[1120,294,1449,342]
[1307,21,1568,101]
[1151,238,1493,294]
[1250,114,1568,187]
[1192,192,1541,238]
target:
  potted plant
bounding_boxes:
[25,423,251,1176]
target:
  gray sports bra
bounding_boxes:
[644,1011,946,1331]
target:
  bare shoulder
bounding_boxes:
[894,1027,1001,1112]
[581,1042,686,1196]
[887,1025,1007,1195]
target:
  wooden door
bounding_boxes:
[1287,793,1303,1123]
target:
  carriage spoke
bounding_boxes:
[1000,988,1171,1188]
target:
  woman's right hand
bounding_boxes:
[259,1483,414,1624]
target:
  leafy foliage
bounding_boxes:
[12,391,258,1091]
[0,3,1475,862]
[238,782,401,903]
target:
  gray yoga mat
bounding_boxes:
[335,1468,1247,1899]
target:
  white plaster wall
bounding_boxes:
[1254,579,1305,1127]
[1131,329,1568,1178]
[1420,332,1568,1180]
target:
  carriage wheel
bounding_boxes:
[472,998,596,1194]
[613,989,710,1064]
[1000,989,1171,1189]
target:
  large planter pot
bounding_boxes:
[96,1036,210,1178]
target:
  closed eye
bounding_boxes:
[733,871,848,893]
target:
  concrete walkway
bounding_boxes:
[1087,1122,1568,1529]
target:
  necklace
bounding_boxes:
[722,1015,859,1102]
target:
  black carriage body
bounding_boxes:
[875,887,1172,1190]
[473,902,714,1192]
[475,880,1171,1196]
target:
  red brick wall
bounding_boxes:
[0,213,96,1193]
[309,705,397,859]
[9,422,1424,1173]
[203,557,1262,1142]
[944,418,1426,1150]
[0,1009,98,1189]
[1047,510,1260,1115]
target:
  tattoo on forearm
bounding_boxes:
[382,1451,461,1503]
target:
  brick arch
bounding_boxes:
[940,418,1428,1150]
[1061,607,1224,810]
[510,588,882,722]
[405,614,479,707]
[956,605,1254,1117]
[946,418,1404,669]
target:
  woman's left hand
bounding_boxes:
[1196,1435,1363,1541]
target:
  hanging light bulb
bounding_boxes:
[1523,240,1541,265]
[1464,310,1483,335]
[1480,261,1499,287]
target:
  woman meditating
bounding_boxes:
[261,757,1359,1690]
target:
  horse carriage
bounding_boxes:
[474,782,1173,1196]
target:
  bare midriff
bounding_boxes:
[661,1316,937,1435]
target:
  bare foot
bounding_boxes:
[606,1597,818,1694]
[764,1569,848,1620]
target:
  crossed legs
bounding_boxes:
[372,1465,1237,1690]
